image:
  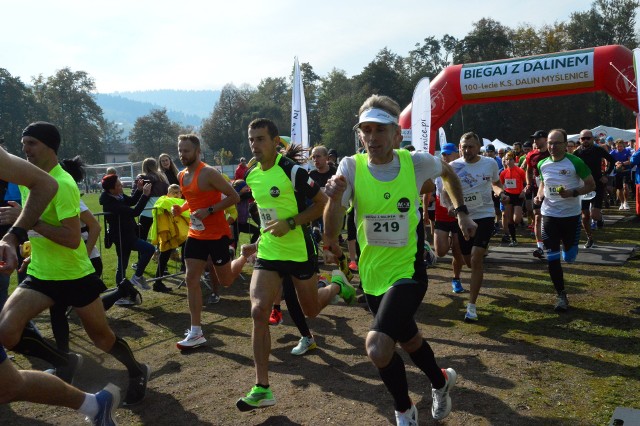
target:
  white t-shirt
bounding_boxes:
[449,156,499,220]
[337,151,443,209]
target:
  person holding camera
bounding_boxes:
[100,173,155,291]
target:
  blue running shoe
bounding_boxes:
[451,279,464,294]
[90,383,120,426]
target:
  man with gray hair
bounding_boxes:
[324,94,477,425]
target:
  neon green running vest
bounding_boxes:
[354,149,420,296]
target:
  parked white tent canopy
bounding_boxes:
[567,125,635,142]
[480,138,512,151]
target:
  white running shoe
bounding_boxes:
[395,404,418,426]
[432,368,457,420]
[176,331,206,350]
[291,336,317,356]
[115,297,135,306]
[130,275,150,290]
[464,304,478,322]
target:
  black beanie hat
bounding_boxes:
[22,121,61,153]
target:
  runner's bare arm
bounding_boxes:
[191,168,240,220]
[323,175,347,261]
[32,215,82,250]
[439,160,477,240]
[0,150,57,271]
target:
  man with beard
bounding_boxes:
[172,134,245,350]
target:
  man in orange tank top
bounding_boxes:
[172,134,244,350]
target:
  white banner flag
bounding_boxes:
[438,127,447,149]
[291,57,309,153]
[633,48,640,150]
[411,77,431,152]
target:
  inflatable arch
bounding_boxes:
[398,45,638,154]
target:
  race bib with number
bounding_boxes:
[258,208,278,228]
[463,191,483,209]
[504,178,517,189]
[544,185,564,198]
[190,214,205,231]
[364,214,408,247]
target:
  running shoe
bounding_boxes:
[236,385,275,411]
[432,368,457,420]
[623,202,630,210]
[46,353,83,385]
[508,240,518,247]
[348,261,358,273]
[395,404,418,426]
[130,275,150,290]
[268,308,283,326]
[619,204,625,210]
[90,383,120,426]
[331,269,356,305]
[554,291,569,312]
[583,238,594,249]
[114,297,135,306]
[501,234,511,243]
[464,304,478,322]
[590,221,597,230]
[123,363,151,406]
[130,263,138,271]
[207,293,221,304]
[532,248,545,259]
[176,331,206,350]
[451,279,464,294]
[291,336,317,356]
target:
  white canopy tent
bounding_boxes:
[480,138,512,151]
[567,125,635,142]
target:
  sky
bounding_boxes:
[2,0,631,93]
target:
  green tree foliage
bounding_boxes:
[102,120,127,154]
[0,69,44,155]
[454,18,514,64]
[31,68,105,163]
[201,83,254,160]
[128,108,185,161]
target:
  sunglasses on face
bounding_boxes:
[580,136,592,141]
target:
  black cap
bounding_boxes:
[485,144,496,152]
[523,141,533,148]
[328,149,338,158]
[530,130,547,139]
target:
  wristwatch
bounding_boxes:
[286,217,296,230]
[453,205,469,216]
[208,206,215,214]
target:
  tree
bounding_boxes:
[102,120,127,154]
[356,48,410,106]
[201,83,254,160]
[454,18,513,63]
[0,69,43,155]
[31,68,105,163]
[128,108,184,161]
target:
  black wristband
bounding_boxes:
[286,217,296,230]
[454,205,469,216]
[8,226,29,245]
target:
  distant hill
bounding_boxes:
[94,89,220,136]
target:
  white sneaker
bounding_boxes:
[291,336,317,356]
[619,204,625,210]
[464,304,478,322]
[395,404,418,426]
[176,331,206,350]
[623,202,630,210]
[432,368,457,420]
[130,275,150,290]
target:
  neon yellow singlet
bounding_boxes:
[19,164,94,280]
[354,150,420,296]
[246,153,310,262]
